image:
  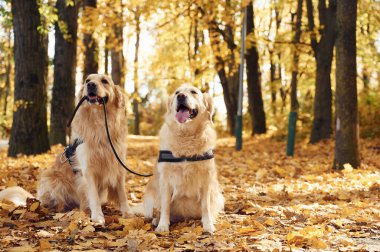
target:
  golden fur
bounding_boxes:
[1,74,130,225]
[143,85,224,233]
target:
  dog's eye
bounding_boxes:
[101,79,108,84]
[191,90,197,94]
[85,79,90,84]
[175,91,179,95]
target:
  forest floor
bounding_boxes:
[0,135,379,251]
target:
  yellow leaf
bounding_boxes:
[217,220,232,230]
[310,237,327,249]
[67,220,78,233]
[264,218,275,226]
[238,227,256,234]
[340,238,355,246]
[300,226,324,238]
[29,201,40,212]
[39,239,51,251]
[256,169,268,180]
[82,225,95,233]
[343,163,354,174]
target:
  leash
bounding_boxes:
[66,95,153,177]
[67,96,89,128]
[100,97,153,177]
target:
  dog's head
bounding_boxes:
[79,74,125,108]
[167,85,214,125]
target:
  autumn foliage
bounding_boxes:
[0,136,379,251]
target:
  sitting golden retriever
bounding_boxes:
[0,74,130,224]
[143,85,224,233]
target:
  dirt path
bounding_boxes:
[0,136,379,251]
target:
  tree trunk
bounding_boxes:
[290,0,303,112]
[246,1,266,135]
[111,0,125,86]
[226,71,239,134]
[111,25,125,86]
[334,0,360,169]
[8,0,50,156]
[269,0,282,116]
[3,29,11,118]
[362,66,370,92]
[50,0,79,145]
[310,53,333,143]
[3,61,11,118]
[133,9,140,135]
[83,0,98,80]
[105,36,109,74]
[307,0,337,143]
[208,35,237,135]
[269,50,277,116]
[201,4,239,135]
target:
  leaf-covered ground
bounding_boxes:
[0,136,379,251]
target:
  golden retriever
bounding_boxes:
[0,74,130,225]
[143,85,224,233]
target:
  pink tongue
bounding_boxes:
[176,109,190,123]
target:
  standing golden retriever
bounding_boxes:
[143,85,224,233]
[0,74,130,224]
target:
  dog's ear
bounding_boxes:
[114,86,126,108]
[203,93,214,123]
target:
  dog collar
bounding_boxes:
[158,150,214,163]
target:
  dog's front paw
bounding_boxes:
[155,224,169,233]
[202,222,215,234]
[91,212,105,226]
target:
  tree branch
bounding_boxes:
[306,0,318,53]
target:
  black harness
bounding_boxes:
[61,138,83,174]
[158,150,214,163]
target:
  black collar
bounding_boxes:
[158,150,214,163]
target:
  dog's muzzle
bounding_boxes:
[175,98,198,123]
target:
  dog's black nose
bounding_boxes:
[87,82,97,93]
[177,93,186,103]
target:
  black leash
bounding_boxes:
[67,96,89,128]
[100,97,153,177]
[66,95,153,177]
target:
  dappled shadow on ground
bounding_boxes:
[0,135,379,251]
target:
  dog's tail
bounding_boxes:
[0,186,34,206]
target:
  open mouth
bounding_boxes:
[175,104,198,123]
[87,92,108,105]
